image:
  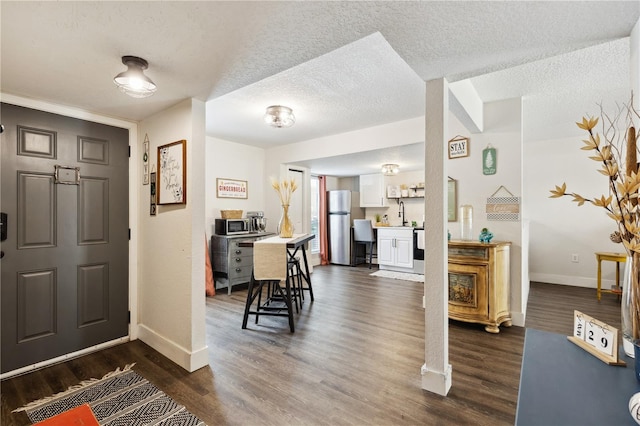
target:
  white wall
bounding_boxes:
[526,20,639,290]
[205,137,266,237]
[138,99,208,372]
[526,134,622,288]
[449,98,526,324]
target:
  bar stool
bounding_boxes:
[353,219,376,268]
[242,241,294,332]
[288,257,304,308]
[262,259,302,312]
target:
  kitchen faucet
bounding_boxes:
[398,201,408,226]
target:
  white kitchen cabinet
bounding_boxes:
[359,173,388,207]
[377,228,413,271]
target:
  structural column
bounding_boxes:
[421,78,452,396]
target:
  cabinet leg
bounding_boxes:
[502,320,513,327]
[484,324,500,333]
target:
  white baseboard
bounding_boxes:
[511,311,526,327]
[421,363,452,396]
[0,336,129,380]
[137,324,208,372]
[529,273,607,289]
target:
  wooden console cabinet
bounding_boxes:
[448,240,512,333]
[211,233,274,295]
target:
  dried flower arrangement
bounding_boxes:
[270,177,298,206]
[271,177,298,237]
[549,96,640,341]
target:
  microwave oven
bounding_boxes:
[215,218,250,235]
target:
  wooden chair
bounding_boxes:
[352,219,376,268]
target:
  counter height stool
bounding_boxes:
[242,241,295,332]
[353,219,376,268]
[288,256,304,310]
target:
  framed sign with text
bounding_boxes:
[216,178,248,199]
[157,140,187,205]
[448,135,469,159]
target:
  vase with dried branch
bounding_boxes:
[550,96,640,356]
[271,177,297,238]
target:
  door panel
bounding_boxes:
[329,213,350,265]
[395,237,414,268]
[77,263,109,327]
[377,236,394,266]
[1,103,129,373]
[17,172,56,248]
[17,268,57,342]
[79,178,108,244]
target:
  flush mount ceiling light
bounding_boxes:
[113,56,157,98]
[381,163,400,175]
[264,105,295,128]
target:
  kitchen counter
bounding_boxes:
[373,225,422,230]
[213,232,275,239]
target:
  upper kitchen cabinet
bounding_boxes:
[360,173,388,207]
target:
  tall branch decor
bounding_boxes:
[550,96,640,349]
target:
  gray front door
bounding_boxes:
[1,103,129,373]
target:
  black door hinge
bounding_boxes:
[128,146,131,157]
[128,228,131,240]
[128,311,131,324]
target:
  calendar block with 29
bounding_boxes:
[568,310,625,366]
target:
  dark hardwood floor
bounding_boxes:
[1,266,621,425]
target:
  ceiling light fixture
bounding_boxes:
[264,105,295,128]
[381,163,400,175]
[113,56,157,98]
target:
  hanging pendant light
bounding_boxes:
[113,56,157,98]
[264,105,295,128]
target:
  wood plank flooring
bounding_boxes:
[1,267,620,425]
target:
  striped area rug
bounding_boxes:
[13,364,205,425]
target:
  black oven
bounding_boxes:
[413,229,424,260]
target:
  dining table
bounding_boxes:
[239,233,315,332]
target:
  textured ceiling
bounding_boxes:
[1,1,639,175]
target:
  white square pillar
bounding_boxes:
[421,78,452,396]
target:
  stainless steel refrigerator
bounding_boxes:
[328,190,365,265]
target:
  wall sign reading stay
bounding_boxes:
[448,136,469,159]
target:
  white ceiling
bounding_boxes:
[1,1,639,176]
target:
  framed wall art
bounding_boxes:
[143,133,150,185]
[157,140,187,205]
[448,177,457,222]
[150,169,157,215]
[483,144,497,175]
[448,135,469,159]
[216,178,248,199]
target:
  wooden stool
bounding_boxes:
[595,252,627,301]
